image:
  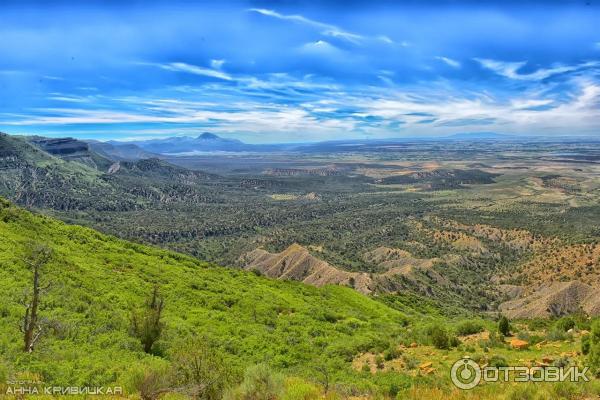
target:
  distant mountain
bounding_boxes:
[93,132,590,156]
[444,132,517,140]
[88,140,159,161]
[130,132,252,154]
[109,132,301,154]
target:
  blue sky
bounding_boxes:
[0,0,599,143]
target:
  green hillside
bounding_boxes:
[0,197,411,395]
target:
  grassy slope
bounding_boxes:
[0,197,408,391]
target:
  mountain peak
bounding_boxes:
[197,132,220,140]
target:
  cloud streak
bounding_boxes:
[157,62,232,81]
[435,56,461,68]
[475,58,599,81]
[249,8,394,45]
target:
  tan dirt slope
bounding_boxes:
[240,244,448,295]
[499,280,600,318]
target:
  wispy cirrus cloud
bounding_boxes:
[475,58,599,81]
[249,8,394,45]
[249,8,363,43]
[435,56,461,68]
[4,74,599,140]
[156,62,232,81]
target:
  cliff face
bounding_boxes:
[30,137,90,157]
[28,137,113,169]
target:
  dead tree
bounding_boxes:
[131,285,165,354]
[20,243,53,353]
[314,365,330,393]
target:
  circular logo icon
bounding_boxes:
[450,358,481,390]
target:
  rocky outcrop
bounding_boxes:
[30,137,89,157]
[28,137,112,169]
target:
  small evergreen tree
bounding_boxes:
[498,316,510,336]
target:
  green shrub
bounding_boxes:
[550,381,582,399]
[582,334,591,355]
[123,362,171,400]
[588,320,600,375]
[169,337,235,400]
[282,377,321,400]
[383,346,401,361]
[225,364,284,400]
[488,355,508,368]
[527,318,551,331]
[0,361,8,386]
[402,355,419,370]
[470,353,484,363]
[427,324,451,349]
[546,328,571,342]
[449,335,460,348]
[517,331,544,345]
[455,320,485,336]
[553,356,570,368]
[479,331,505,349]
[506,385,539,400]
[554,316,576,332]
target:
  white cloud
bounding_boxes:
[354,79,600,135]
[159,62,232,81]
[510,99,553,109]
[475,58,599,81]
[47,95,90,103]
[250,8,363,44]
[210,59,225,70]
[249,8,395,45]
[435,56,461,68]
[377,35,394,44]
[299,40,342,56]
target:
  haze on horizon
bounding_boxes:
[1,0,599,143]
